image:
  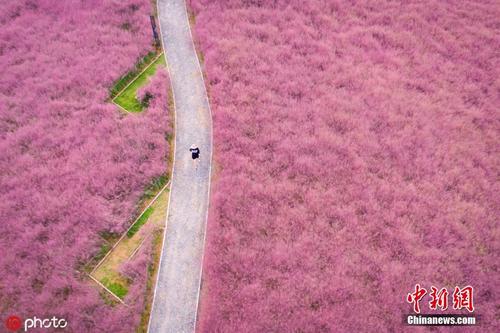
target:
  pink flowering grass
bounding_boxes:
[0,0,171,331]
[189,0,499,332]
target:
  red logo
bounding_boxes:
[453,286,475,312]
[5,316,22,331]
[429,286,449,311]
[407,284,427,313]
[407,285,475,313]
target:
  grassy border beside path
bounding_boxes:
[113,54,166,112]
[127,206,154,238]
[90,188,170,301]
[137,228,164,332]
[110,50,159,99]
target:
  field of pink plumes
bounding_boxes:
[0,0,170,331]
[189,0,499,332]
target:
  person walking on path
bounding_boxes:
[190,144,200,160]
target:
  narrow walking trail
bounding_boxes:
[148,0,212,332]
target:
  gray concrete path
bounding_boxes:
[148,0,212,332]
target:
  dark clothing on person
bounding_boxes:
[190,147,200,159]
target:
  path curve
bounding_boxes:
[148,0,212,332]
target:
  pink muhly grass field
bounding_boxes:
[189,0,499,332]
[0,0,170,331]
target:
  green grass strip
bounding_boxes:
[113,55,166,112]
[127,206,155,238]
[101,277,129,299]
[142,175,168,202]
[110,51,158,98]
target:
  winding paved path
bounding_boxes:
[148,0,212,332]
